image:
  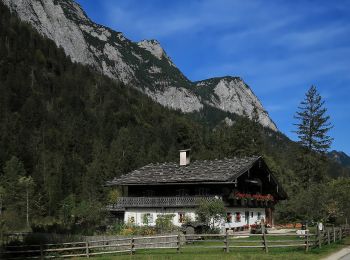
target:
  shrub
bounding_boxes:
[138,226,156,236]
[196,199,225,228]
[120,227,134,236]
[155,214,176,233]
[108,220,125,234]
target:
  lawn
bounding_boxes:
[85,236,350,260]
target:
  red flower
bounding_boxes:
[234,192,274,201]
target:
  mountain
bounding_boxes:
[1,1,350,232]
[328,150,350,168]
[2,0,277,131]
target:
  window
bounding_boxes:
[226,212,232,223]
[128,216,135,224]
[235,212,241,222]
[141,213,153,225]
[178,212,186,223]
[257,212,261,220]
[196,187,209,196]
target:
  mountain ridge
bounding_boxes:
[328,150,350,168]
[2,0,277,131]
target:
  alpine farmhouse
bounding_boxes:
[107,150,287,231]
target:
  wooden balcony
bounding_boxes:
[108,196,221,210]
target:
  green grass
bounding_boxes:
[85,237,350,260]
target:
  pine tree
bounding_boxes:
[294,85,333,154]
[294,85,333,187]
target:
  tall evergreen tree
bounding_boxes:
[294,85,333,187]
[294,85,333,154]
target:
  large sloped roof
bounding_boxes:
[108,156,261,185]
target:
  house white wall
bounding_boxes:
[124,208,196,227]
[123,207,266,229]
[224,207,266,229]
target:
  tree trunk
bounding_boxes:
[26,187,29,229]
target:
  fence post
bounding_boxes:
[262,233,268,253]
[40,244,44,260]
[130,237,135,255]
[335,228,338,242]
[337,227,339,241]
[225,231,229,253]
[317,227,322,248]
[305,229,309,252]
[261,223,268,253]
[177,234,181,253]
[85,241,89,258]
[327,229,330,245]
[333,227,336,243]
[340,228,343,241]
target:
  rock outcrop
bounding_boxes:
[2,0,277,130]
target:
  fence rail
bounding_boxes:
[2,225,349,259]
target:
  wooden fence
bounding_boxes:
[2,226,349,259]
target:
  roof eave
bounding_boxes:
[108,180,238,186]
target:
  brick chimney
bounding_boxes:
[179,149,190,166]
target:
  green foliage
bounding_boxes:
[294,85,333,153]
[118,224,157,236]
[142,213,150,226]
[107,189,121,204]
[0,2,349,233]
[276,179,349,224]
[155,214,176,233]
[59,194,76,228]
[18,176,35,229]
[0,185,5,215]
[108,220,126,234]
[293,85,334,187]
[196,199,225,228]
[73,200,105,233]
[58,195,105,235]
[0,156,28,230]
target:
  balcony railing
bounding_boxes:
[108,196,220,210]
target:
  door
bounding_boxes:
[245,211,250,225]
[265,208,273,226]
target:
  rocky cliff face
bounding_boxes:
[195,77,277,130]
[2,0,277,130]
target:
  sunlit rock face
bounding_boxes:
[2,0,277,130]
[195,77,277,130]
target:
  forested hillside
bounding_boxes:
[0,3,349,234]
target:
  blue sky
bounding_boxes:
[77,0,350,155]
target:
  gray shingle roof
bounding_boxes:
[108,156,261,185]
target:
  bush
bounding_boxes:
[196,199,225,228]
[119,226,134,236]
[118,225,156,236]
[155,214,176,233]
[137,226,156,236]
[108,220,125,234]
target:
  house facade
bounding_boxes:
[107,150,287,231]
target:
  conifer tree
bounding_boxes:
[294,85,333,154]
[294,85,333,186]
